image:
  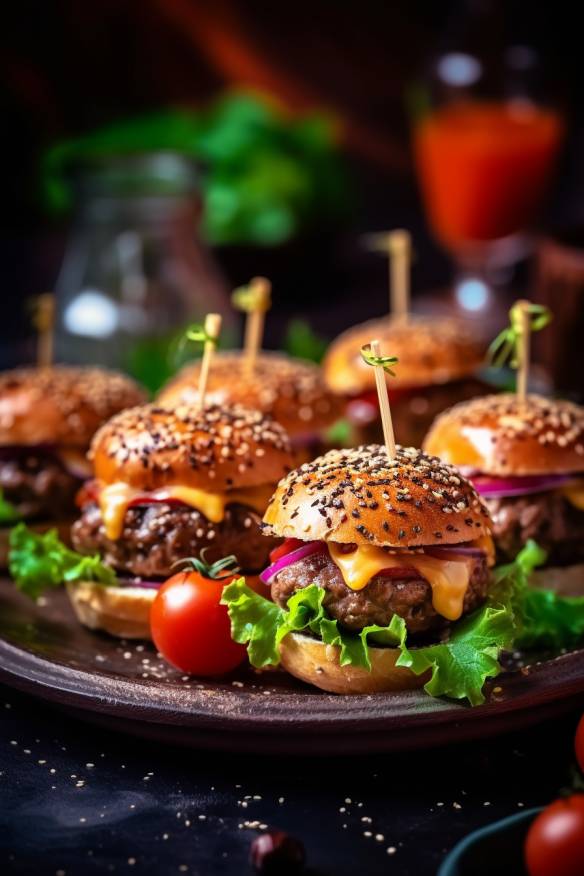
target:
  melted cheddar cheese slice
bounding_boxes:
[327,538,493,622]
[561,480,584,511]
[98,482,275,540]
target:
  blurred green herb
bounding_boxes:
[282,318,328,363]
[0,490,19,525]
[42,92,350,247]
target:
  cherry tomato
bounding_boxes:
[268,538,305,565]
[525,794,584,876]
[576,715,584,774]
[150,571,246,676]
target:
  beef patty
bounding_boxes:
[72,501,279,578]
[487,491,584,565]
[0,452,80,521]
[271,548,490,636]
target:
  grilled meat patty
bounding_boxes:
[72,501,279,578]
[487,491,584,565]
[0,451,80,521]
[271,548,490,636]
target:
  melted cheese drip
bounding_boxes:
[327,543,480,622]
[98,482,274,540]
[561,481,584,511]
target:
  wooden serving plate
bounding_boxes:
[0,578,583,754]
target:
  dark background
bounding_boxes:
[1,4,584,873]
[2,0,584,360]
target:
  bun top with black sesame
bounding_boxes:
[323,316,484,395]
[262,444,491,548]
[157,351,342,438]
[91,403,294,492]
[0,366,146,448]
[424,393,584,476]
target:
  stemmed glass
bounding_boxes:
[412,45,564,315]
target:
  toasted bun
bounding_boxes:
[262,444,490,547]
[424,393,584,476]
[157,352,342,438]
[0,366,146,448]
[279,632,428,694]
[323,316,484,394]
[0,519,74,568]
[66,581,155,639]
[91,403,293,491]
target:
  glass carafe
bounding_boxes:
[54,153,231,391]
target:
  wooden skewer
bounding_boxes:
[370,338,396,460]
[197,313,222,409]
[387,230,411,322]
[516,299,530,404]
[35,293,56,367]
[243,276,271,377]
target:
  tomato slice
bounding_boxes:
[269,538,306,564]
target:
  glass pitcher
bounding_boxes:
[54,152,232,391]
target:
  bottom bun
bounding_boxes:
[531,563,584,597]
[66,581,156,640]
[278,632,429,694]
[0,519,74,568]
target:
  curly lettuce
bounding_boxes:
[221,580,511,705]
[9,523,117,599]
[223,540,584,706]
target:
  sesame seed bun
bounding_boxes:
[67,574,266,640]
[323,316,485,395]
[66,580,155,639]
[278,631,429,694]
[157,352,342,438]
[0,366,146,448]
[91,403,293,492]
[262,445,490,548]
[423,393,584,476]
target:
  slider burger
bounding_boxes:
[157,352,343,461]
[0,366,145,564]
[67,403,293,637]
[322,316,485,449]
[231,444,494,694]
[424,393,584,594]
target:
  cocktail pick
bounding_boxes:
[33,293,55,367]
[364,229,411,322]
[183,313,222,408]
[488,300,552,403]
[232,276,272,376]
[361,340,399,459]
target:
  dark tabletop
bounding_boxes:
[0,684,582,876]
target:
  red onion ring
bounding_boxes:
[472,473,575,499]
[260,541,326,585]
[117,578,163,590]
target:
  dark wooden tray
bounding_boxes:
[0,578,583,754]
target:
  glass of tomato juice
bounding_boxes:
[413,49,565,313]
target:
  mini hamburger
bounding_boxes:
[224,444,495,695]
[157,351,343,461]
[322,316,486,449]
[0,366,145,564]
[66,403,293,637]
[424,393,584,594]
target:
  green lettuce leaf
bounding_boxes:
[9,523,117,599]
[491,539,584,650]
[518,589,584,649]
[221,579,509,704]
[396,604,515,706]
[221,579,406,671]
[0,490,19,525]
